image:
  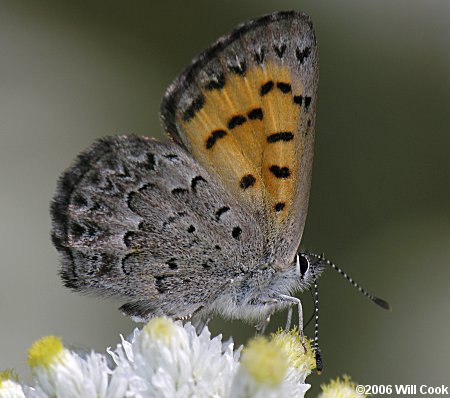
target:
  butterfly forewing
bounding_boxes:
[161,11,318,266]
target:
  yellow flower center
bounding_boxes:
[271,328,316,371]
[27,336,64,368]
[143,317,176,345]
[241,336,288,386]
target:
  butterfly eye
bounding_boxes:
[299,254,309,277]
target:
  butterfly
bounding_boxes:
[51,11,388,371]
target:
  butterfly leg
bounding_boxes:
[278,294,307,353]
[254,298,281,335]
[285,306,293,330]
[255,315,271,335]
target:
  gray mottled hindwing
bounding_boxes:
[160,11,318,268]
[51,136,264,319]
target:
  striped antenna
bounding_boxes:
[310,264,323,373]
[308,252,391,310]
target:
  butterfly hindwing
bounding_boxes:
[160,11,318,266]
[51,135,264,319]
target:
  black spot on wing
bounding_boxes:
[269,165,291,178]
[206,129,227,149]
[253,47,265,64]
[304,96,312,111]
[228,60,247,75]
[276,82,291,94]
[273,43,287,58]
[267,132,294,143]
[215,206,230,221]
[138,153,155,171]
[260,81,274,96]
[187,225,195,233]
[247,108,263,120]
[205,73,225,90]
[240,174,256,190]
[293,95,303,106]
[274,202,286,212]
[232,226,242,240]
[167,258,178,270]
[296,46,311,65]
[182,95,205,121]
[228,115,246,129]
[191,175,207,190]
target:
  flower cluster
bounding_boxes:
[0,318,365,398]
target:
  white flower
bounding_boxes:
[0,370,26,398]
[110,317,239,397]
[26,336,110,398]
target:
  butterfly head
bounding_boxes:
[294,252,326,290]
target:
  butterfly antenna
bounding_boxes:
[310,265,323,373]
[309,253,391,310]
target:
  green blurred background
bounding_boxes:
[1,0,449,394]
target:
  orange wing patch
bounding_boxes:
[178,61,307,225]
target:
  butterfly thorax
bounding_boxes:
[205,260,311,323]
